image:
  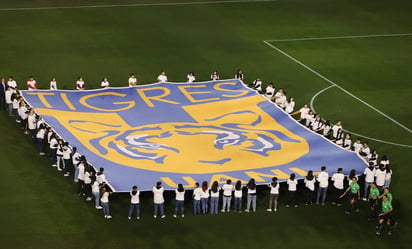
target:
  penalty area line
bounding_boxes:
[262,39,412,134]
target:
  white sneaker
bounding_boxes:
[153,215,157,218]
[274,208,277,212]
[39,152,45,156]
[173,214,177,218]
[161,215,166,218]
[221,209,225,213]
[181,215,184,218]
[128,217,131,220]
[104,215,107,218]
[52,164,57,167]
[74,179,79,183]
[86,197,92,201]
[95,206,103,209]
[362,197,367,201]
[57,168,62,171]
[64,173,70,177]
[137,217,140,220]
[266,209,272,212]
[106,215,112,219]
[245,209,249,212]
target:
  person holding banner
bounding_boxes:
[193,182,201,215]
[76,77,85,90]
[128,73,137,87]
[174,184,185,218]
[267,177,280,211]
[153,182,166,218]
[100,186,112,219]
[316,166,329,205]
[245,178,257,212]
[200,181,209,214]
[128,186,140,220]
[221,179,233,213]
[233,180,243,213]
[209,181,220,214]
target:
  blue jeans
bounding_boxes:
[8,103,13,116]
[234,197,242,211]
[101,202,110,216]
[154,203,165,217]
[74,164,79,181]
[363,182,372,198]
[29,129,37,143]
[247,194,256,211]
[210,197,219,214]
[93,191,100,207]
[384,179,391,188]
[63,159,71,174]
[174,200,184,215]
[129,203,140,218]
[193,199,201,215]
[316,187,328,203]
[37,138,44,153]
[50,148,57,165]
[222,196,232,211]
[201,198,208,214]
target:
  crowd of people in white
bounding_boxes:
[0,70,395,234]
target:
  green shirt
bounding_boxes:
[384,193,393,202]
[369,187,380,199]
[349,182,360,194]
[382,200,392,212]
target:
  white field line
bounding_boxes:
[262,40,412,134]
[0,0,274,11]
[265,33,412,42]
[309,85,412,148]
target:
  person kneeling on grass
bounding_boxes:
[376,195,394,235]
[341,178,360,214]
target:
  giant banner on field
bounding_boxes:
[22,80,367,191]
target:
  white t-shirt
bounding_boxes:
[62,145,72,159]
[265,86,275,98]
[200,188,210,198]
[332,124,342,138]
[269,183,280,194]
[84,171,92,184]
[92,181,100,193]
[300,107,310,120]
[97,173,106,184]
[101,80,110,88]
[222,184,234,197]
[153,186,165,204]
[175,189,185,201]
[8,80,17,89]
[193,187,201,200]
[252,80,262,91]
[5,90,12,104]
[317,171,329,188]
[375,169,386,186]
[285,100,295,114]
[130,190,140,204]
[36,128,46,139]
[27,80,37,90]
[364,167,376,183]
[28,114,37,130]
[100,192,109,203]
[353,142,362,153]
[331,173,344,189]
[77,163,85,181]
[287,179,298,191]
[76,80,85,90]
[128,77,137,86]
[50,80,57,90]
[210,187,220,197]
[157,74,168,83]
[187,74,195,83]
[304,177,316,191]
[234,188,243,198]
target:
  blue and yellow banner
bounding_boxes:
[22,80,367,191]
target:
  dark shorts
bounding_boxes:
[379,213,392,223]
[369,198,378,207]
[349,193,358,200]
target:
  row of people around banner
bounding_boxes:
[0,69,247,93]
[95,166,395,235]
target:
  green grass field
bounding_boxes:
[0,0,411,248]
